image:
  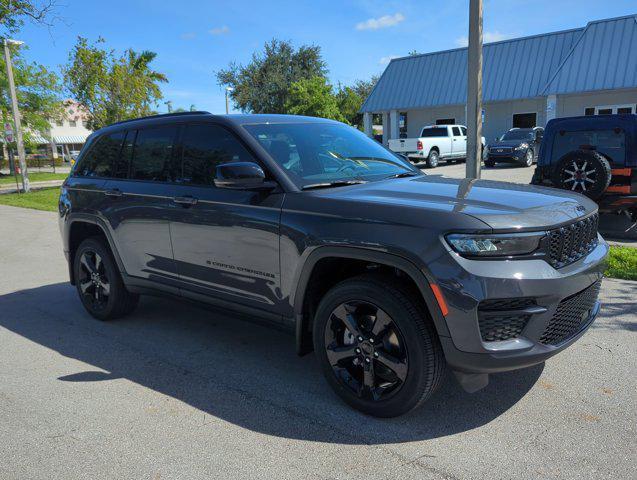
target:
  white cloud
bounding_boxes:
[455,31,510,47]
[356,13,405,31]
[180,32,196,40]
[379,55,399,65]
[209,25,230,36]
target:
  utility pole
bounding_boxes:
[164,100,173,113]
[225,86,233,114]
[465,0,483,180]
[3,38,29,192]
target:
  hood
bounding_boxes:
[315,175,597,230]
[489,139,532,148]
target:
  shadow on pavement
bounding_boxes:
[0,282,543,445]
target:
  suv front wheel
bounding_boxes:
[313,274,445,417]
[74,237,139,320]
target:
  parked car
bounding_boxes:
[388,124,485,168]
[485,127,543,168]
[59,112,607,417]
[531,114,637,220]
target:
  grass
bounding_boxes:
[606,245,637,281]
[0,187,60,212]
[0,172,67,185]
[0,188,635,282]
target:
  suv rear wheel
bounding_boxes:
[313,274,444,417]
[523,149,534,167]
[74,237,139,320]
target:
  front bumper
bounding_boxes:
[430,237,608,374]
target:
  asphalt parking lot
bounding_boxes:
[0,204,635,480]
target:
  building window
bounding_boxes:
[69,120,77,127]
[585,104,635,115]
[56,120,63,126]
[512,112,537,128]
[399,112,408,138]
[435,118,455,125]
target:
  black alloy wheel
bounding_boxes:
[78,249,111,311]
[324,300,408,401]
[313,274,445,417]
[74,237,139,320]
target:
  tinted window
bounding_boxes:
[552,129,626,165]
[179,124,255,186]
[113,130,136,179]
[452,127,461,136]
[502,129,534,141]
[420,127,448,137]
[76,131,124,177]
[461,127,467,136]
[130,126,177,182]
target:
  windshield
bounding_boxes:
[501,130,533,141]
[244,122,418,188]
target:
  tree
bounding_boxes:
[0,0,60,35]
[285,76,344,121]
[217,39,327,114]
[335,76,379,127]
[0,43,62,147]
[64,37,168,130]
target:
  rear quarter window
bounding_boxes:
[75,131,125,177]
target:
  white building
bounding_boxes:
[361,15,637,144]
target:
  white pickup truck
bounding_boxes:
[388,124,485,168]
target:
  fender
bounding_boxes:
[293,246,451,355]
[65,213,127,284]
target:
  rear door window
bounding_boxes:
[130,126,178,182]
[76,131,125,177]
[552,129,626,165]
[178,124,256,186]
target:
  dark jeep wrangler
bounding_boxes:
[532,114,637,221]
[59,112,608,417]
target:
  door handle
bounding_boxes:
[173,196,198,207]
[453,138,457,141]
[104,188,123,197]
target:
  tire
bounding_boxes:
[426,149,439,168]
[522,149,534,167]
[313,274,445,417]
[551,150,611,200]
[484,159,495,168]
[73,237,139,320]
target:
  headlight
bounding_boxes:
[515,143,529,150]
[446,232,545,257]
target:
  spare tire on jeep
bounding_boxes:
[551,149,611,200]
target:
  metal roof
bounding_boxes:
[361,15,637,112]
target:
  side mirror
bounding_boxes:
[214,162,277,190]
[535,132,543,142]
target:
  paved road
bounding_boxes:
[0,205,635,480]
[422,159,534,184]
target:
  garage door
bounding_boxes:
[512,113,537,128]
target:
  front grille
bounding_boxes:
[491,147,513,154]
[547,214,599,268]
[539,280,602,345]
[478,298,537,342]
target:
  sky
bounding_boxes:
[15,0,637,115]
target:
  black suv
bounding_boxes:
[59,112,607,417]
[485,127,543,168]
[532,114,637,220]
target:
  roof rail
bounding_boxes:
[109,111,212,127]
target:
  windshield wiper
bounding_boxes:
[383,171,420,180]
[301,180,367,190]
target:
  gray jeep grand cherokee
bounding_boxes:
[58,112,608,417]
